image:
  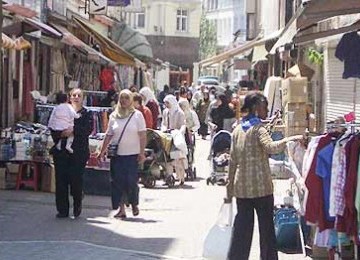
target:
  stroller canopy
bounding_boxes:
[212,130,232,155]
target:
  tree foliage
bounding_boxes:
[199,14,217,60]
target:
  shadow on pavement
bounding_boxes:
[0,190,175,259]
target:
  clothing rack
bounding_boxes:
[35,104,113,112]
[84,90,108,96]
[86,106,113,112]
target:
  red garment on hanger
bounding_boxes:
[100,68,115,91]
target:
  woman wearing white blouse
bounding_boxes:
[98,90,146,218]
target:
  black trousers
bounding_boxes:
[228,195,278,260]
[53,151,86,215]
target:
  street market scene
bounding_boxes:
[1,0,360,259]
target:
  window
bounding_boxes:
[176,9,188,32]
[136,13,145,28]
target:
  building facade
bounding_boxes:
[204,0,246,48]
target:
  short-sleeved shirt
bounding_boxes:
[106,110,146,156]
[316,142,335,222]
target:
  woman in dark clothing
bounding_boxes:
[195,90,211,139]
[209,94,235,133]
[51,88,93,218]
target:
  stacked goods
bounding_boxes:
[282,77,308,137]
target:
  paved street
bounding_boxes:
[0,136,307,260]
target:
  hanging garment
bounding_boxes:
[335,31,360,79]
[23,61,34,115]
[305,133,341,231]
[50,49,67,93]
[100,67,115,91]
[338,136,360,236]
[316,142,336,222]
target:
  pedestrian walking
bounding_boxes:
[51,88,93,218]
[133,93,154,129]
[225,92,303,260]
[139,87,160,129]
[195,90,211,139]
[208,94,235,133]
[161,95,187,185]
[98,89,146,218]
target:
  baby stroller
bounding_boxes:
[206,130,232,185]
[185,129,197,181]
[138,129,176,188]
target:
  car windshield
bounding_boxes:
[203,81,219,86]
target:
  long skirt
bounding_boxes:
[110,155,139,210]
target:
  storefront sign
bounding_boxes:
[107,0,131,6]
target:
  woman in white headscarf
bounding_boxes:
[178,99,200,133]
[161,94,187,186]
[98,89,146,218]
[139,87,160,129]
[161,95,186,132]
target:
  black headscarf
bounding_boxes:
[210,94,235,132]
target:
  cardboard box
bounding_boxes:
[285,126,307,137]
[284,102,307,128]
[282,77,308,106]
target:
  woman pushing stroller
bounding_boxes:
[161,95,188,186]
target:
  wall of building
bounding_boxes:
[205,0,246,47]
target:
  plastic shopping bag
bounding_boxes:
[203,202,234,260]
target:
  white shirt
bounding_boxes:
[106,110,146,156]
[48,103,79,131]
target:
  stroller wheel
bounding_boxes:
[166,175,175,188]
[193,167,197,180]
[217,179,226,186]
[144,175,156,188]
[206,177,211,185]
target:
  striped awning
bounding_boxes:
[1,34,32,50]
[2,33,16,49]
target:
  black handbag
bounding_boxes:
[107,112,135,158]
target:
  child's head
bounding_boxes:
[56,92,68,104]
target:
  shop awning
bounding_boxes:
[270,0,360,53]
[52,24,116,66]
[109,20,153,62]
[294,19,360,45]
[2,17,62,38]
[199,29,283,68]
[1,33,32,50]
[3,3,37,18]
[297,0,360,30]
[2,33,16,49]
[73,17,138,66]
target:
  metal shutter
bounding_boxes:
[323,47,360,123]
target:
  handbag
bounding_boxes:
[202,202,235,260]
[107,112,135,158]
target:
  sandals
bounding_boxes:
[114,210,127,219]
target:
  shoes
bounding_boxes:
[132,205,139,216]
[114,211,127,219]
[73,205,82,218]
[56,213,69,218]
[179,180,185,186]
